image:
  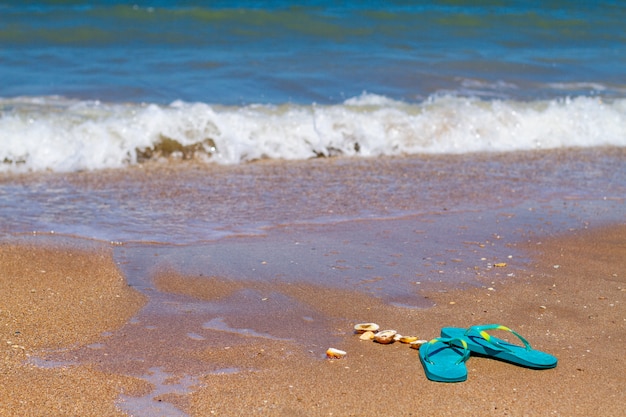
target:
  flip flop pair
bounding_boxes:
[420,324,558,383]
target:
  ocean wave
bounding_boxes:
[1,93,625,172]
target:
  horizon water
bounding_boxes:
[1,0,625,173]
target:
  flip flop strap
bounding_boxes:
[422,337,470,365]
[466,324,532,352]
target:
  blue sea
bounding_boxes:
[1,0,625,171]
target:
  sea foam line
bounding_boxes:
[1,94,625,172]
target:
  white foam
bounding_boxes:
[1,94,625,172]
[343,91,403,106]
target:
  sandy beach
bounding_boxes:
[1,149,624,416]
[3,1,625,415]
[0,245,149,416]
[1,221,624,416]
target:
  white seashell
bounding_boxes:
[326,347,347,359]
[373,330,397,344]
[409,339,429,349]
[359,331,375,341]
[354,323,380,334]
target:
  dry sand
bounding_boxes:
[0,245,149,416]
[1,223,624,416]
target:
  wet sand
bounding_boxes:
[1,224,624,416]
[1,149,625,416]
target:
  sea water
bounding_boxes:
[1,1,625,280]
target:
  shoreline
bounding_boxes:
[1,222,624,416]
[2,147,625,246]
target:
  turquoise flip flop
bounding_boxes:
[441,324,557,369]
[419,337,470,382]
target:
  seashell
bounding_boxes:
[398,336,418,344]
[393,333,403,342]
[409,339,429,349]
[326,347,347,359]
[359,331,375,341]
[373,330,397,344]
[354,323,380,334]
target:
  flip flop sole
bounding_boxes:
[419,338,468,382]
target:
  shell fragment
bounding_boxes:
[409,340,429,349]
[398,336,418,344]
[326,347,347,359]
[353,323,380,334]
[373,330,397,344]
[359,331,375,340]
